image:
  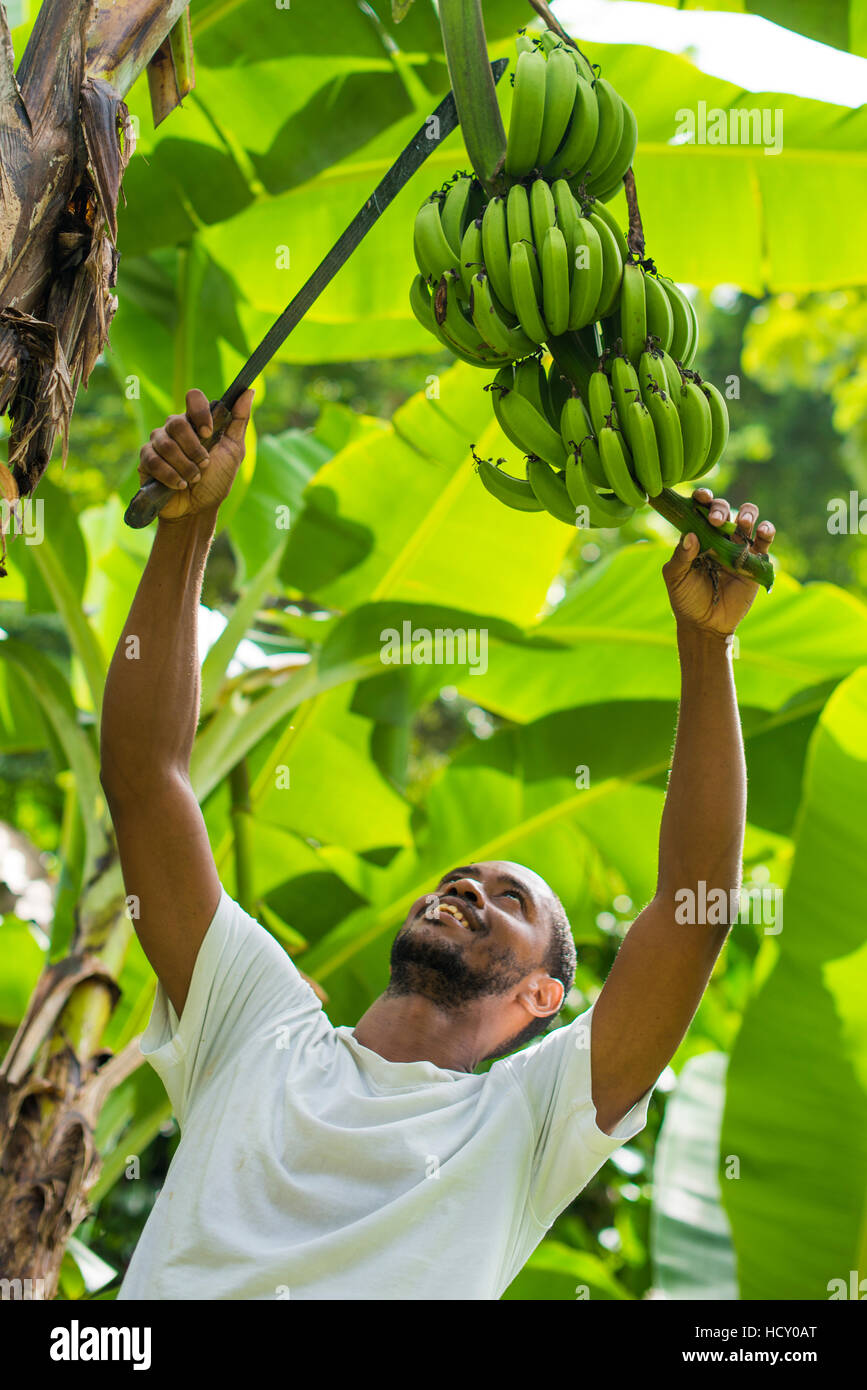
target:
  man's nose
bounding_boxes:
[449,877,484,907]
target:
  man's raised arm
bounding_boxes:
[99,388,254,1019]
[589,492,776,1134]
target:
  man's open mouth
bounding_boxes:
[430,898,482,932]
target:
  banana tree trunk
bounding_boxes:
[0,0,190,511]
[0,852,141,1299]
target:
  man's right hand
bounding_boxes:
[138,387,255,522]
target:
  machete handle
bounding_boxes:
[123,399,233,529]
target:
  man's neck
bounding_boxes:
[352,993,489,1073]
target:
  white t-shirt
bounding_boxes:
[118,888,655,1301]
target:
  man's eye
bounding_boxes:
[502,891,522,903]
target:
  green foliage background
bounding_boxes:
[1,0,866,1300]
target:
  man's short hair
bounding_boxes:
[482,890,577,1063]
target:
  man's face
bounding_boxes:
[388,861,556,1009]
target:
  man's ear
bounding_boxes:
[518,974,564,1020]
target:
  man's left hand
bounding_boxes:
[662,489,776,637]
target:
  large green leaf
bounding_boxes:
[722,665,867,1297]
[503,1240,633,1300]
[0,914,45,1027]
[650,1052,739,1299]
[0,640,106,883]
[282,361,573,624]
[457,545,867,718]
[588,41,867,294]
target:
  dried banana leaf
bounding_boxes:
[0,0,191,535]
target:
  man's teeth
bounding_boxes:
[440,903,470,928]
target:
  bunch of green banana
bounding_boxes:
[477,341,731,527]
[412,172,625,361]
[502,31,637,205]
[613,259,700,369]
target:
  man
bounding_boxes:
[103,387,775,1300]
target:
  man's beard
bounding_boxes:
[387,922,526,1009]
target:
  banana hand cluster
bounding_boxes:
[614,260,700,369]
[506,30,637,202]
[477,347,729,529]
[412,174,627,363]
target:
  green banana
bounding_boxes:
[702,380,730,470]
[665,279,697,366]
[620,261,647,367]
[658,277,693,363]
[477,457,544,512]
[440,176,476,258]
[506,182,533,252]
[643,271,674,353]
[586,197,629,264]
[551,178,580,267]
[413,198,461,283]
[587,97,638,199]
[514,356,551,421]
[598,424,646,509]
[560,392,593,452]
[515,31,536,56]
[438,272,512,365]
[537,45,579,168]
[544,73,600,180]
[580,79,623,187]
[638,347,668,397]
[527,456,576,525]
[661,349,684,397]
[459,217,483,299]
[588,211,623,319]
[541,225,570,337]
[505,48,547,178]
[610,354,642,449]
[588,366,616,435]
[678,378,714,481]
[568,215,604,330]
[561,394,608,488]
[684,293,700,366]
[482,196,516,315]
[509,239,549,345]
[506,184,542,300]
[626,400,663,497]
[470,272,536,360]
[566,444,635,528]
[562,36,596,83]
[529,178,557,251]
[492,366,567,467]
[409,274,502,368]
[640,378,685,485]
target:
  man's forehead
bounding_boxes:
[443,861,552,902]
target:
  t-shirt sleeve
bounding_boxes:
[138,887,323,1126]
[504,1000,658,1229]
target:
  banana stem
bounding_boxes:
[438,0,507,194]
[524,0,595,74]
[623,168,645,258]
[650,487,775,591]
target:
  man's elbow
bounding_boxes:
[100,758,186,811]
